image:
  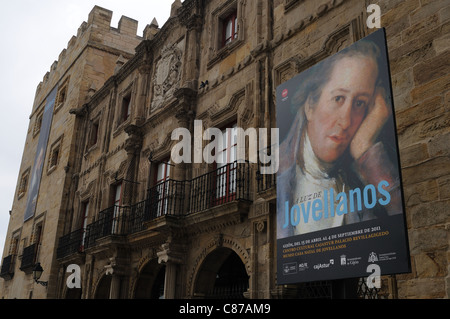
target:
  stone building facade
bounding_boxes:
[1,0,449,299]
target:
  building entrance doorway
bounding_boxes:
[94,275,111,299]
[194,247,249,299]
[65,287,82,299]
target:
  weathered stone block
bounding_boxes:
[399,142,429,168]
[402,13,440,44]
[403,179,439,207]
[409,226,448,254]
[432,32,450,55]
[437,175,450,200]
[409,200,450,228]
[392,90,412,112]
[396,96,443,135]
[392,68,414,97]
[411,73,450,104]
[398,277,446,298]
[87,6,113,30]
[428,131,450,158]
[410,0,446,24]
[378,0,419,13]
[419,112,450,139]
[415,251,447,278]
[389,41,435,75]
[402,156,450,185]
[413,50,450,85]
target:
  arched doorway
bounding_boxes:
[134,259,166,299]
[194,248,249,299]
[65,288,82,299]
[94,275,111,299]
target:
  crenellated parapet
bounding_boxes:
[32,5,143,114]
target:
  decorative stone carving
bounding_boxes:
[124,124,143,155]
[104,257,127,276]
[157,242,183,265]
[151,44,183,111]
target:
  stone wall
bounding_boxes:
[378,0,449,299]
[0,5,142,299]
[2,0,449,299]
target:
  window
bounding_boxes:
[32,223,43,262]
[50,147,59,168]
[9,235,19,257]
[48,141,61,173]
[156,159,171,185]
[222,11,238,47]
[56,86,67,108]
[88,120,99,148]
[155,159,171,217]
[1,232,20,279]
[120,93,131,124]
[216,124,237,203]
[111,183,123,234]
[208,1,243,68]
[33,111,43,137]
[80,201,89,250]
[55,77,70,113]
[217,124,238,167]
[113,183,123,207]
[18,168,30,199]
[47,135,63,173]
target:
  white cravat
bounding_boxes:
[292,133,346,235]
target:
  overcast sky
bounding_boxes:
[0,0,174,260]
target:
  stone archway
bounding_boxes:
[134,259,166,299]
[193,247,249,299]
[94,274,111,299]
[65,287,82,299]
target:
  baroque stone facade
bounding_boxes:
[1,0,449,299]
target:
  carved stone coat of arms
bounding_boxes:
[151,44,183,111]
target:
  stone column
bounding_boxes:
[173,88,196,182]
[180,13,202,91]
[157,242,184,299]
[134,62,152,124]
[109,275,121,299]
[173,104,195,182]
[104,257,127,299]
[123,124,143,204]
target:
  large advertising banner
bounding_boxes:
[276,29,410,284]
[24,86,58,222]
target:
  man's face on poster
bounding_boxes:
[305,56,378,163]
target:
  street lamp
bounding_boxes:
[32,262,48,287]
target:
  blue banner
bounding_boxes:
[24,86,58,222]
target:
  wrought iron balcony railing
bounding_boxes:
[189,161,250,213]
[127,179,188,235]
[85,205,129,249]
[0,254,16,280]
[146,179,187,219]
[57,161,251,254]
[256,164,276,193]
[127,200,148,234]
[20,244,37,273]
[56,228,84,259]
